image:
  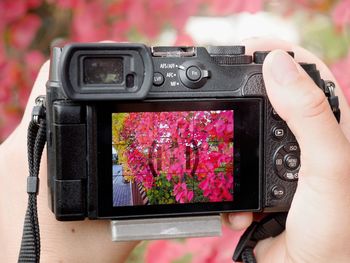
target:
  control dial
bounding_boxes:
[273,142,300,181]
[253,51,294,64]
[208,45,252,65]
[208,46,246,55]
[178,61,210,89]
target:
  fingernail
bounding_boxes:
[269,50,300,85]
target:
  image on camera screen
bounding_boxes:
[111,110,234,207]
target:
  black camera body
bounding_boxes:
[46,43,327,221]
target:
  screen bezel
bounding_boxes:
[96,98,262,219]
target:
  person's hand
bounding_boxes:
[226,39,350,262]
[0,61,139,262]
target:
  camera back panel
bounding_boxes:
[46,44,325,220]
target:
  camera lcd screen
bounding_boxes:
[83,57,123,84]
[96,99,261,218]
[111,110,234,207]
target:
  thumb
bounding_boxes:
[263,50,349,182]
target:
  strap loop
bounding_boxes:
[18,96,46,263]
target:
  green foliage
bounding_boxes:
[125,241,149,263]
[301,15,350,63]
[187,175,209,203]
[146,173,176,205]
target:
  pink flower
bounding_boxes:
[145,240,187,263]
[124,0,161,39]
[174,182,194,203]
[0,41,6,68]
[170,0,201,30]
[215,119,226,135]
[53,0,81,9]
[9,14,41,50]
[175,33,195,46]
[0,84,11,104]
[24,50,45,79]
[27,0,43,9]
[0,57,25,141]
[144,226,244,263]
[188,226,243,263]
[72,1,108,41]
[0,0,27,26]
[207,0,263,15]
[110,20,130,42]
[331,53,350,103]
[0,106,22,142]
[0,60,19,103]
[332,0,350,29]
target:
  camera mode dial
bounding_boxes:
[208,46,246,55]
[178,62,210,89]
[208,46,252,65]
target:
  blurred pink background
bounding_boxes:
[0,0,349,262]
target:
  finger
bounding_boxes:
[222,212,253,231]
[263,50,350,185]
[261,50,350,263]
[242,37,350,139]
[254,233,288,263]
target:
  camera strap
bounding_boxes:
[18,96,46,263]
[232,80,341,263]
[232,213,287,263]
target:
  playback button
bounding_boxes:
[272,126,286,140]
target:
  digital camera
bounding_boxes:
[46,43,330,221]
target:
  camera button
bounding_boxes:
[271,185,285,199]
[283,142,299,153]
[274,153,284,172]
[272,126,286,140]
[282,171,299,181]
[284,154,300,170]
[153,72,164,86]
[186,66,201,81]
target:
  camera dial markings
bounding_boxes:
[273,143,301,182]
